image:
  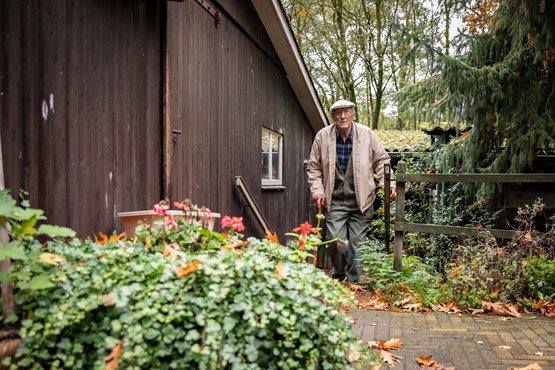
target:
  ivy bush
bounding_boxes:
[2,210,370,369]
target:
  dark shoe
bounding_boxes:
[331,273,346,281]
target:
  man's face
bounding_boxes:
[332,107,355,130]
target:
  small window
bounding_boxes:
[261,128,283,186]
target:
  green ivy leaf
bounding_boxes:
[27,274,55,290]
[37,224,76,239]
[0,190,16,217]
[10,207,45,222]
[0,241,27,260]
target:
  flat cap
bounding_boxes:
[329,99,355,114]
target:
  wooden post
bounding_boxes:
[384,163,391,253]
[0,132,14,320]
[393,160,406,271]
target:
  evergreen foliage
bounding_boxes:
[401,0,555,178]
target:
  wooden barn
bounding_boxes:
[0,0,327,238]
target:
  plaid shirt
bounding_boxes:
[336,128,353,173]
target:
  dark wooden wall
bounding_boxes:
[0,0,162,236]
[166,1,315,238]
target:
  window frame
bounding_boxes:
[261,127,284,187]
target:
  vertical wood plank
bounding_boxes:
[384,163,390,253]
[394,160,406,271]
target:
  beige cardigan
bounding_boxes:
[307,122,390,213]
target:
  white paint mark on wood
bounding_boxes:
[49,93,55,113]
[109,171,113,183]
[105,193,108,209]
[42,100,49,121]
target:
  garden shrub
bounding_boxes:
[3,212,370,369]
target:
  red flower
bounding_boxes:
[153,203,169,215]
[221,215,245,233]
[298,238,305,251]
[293,221,318,236]
[166,214,177,230]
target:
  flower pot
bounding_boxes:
[117,210,221,237]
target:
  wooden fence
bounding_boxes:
[385,160,555,271]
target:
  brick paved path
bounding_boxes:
[351,309,555,370]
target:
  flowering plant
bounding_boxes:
[286,212,338,264]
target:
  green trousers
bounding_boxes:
[324,203,374,282]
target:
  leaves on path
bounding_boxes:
[416,354,455,369]
[367,338,403,350]
[431,302,461,314]
[481,300,521,317]
[531,300,555,318]
[348,283,366,291]
[358,294,389,310]
[508,363,543,370]
[380,349,402,366]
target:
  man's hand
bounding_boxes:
[313,194,325,211]
[390,187,397,199]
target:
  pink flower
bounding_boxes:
[153,203,169,215]
[221,215,245,233]
[166,213,177,229]
[172,242,180,250]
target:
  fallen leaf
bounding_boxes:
[222,240,250,250]
[104,339,123,370]
[39,253,66,266]
[481,300,521,317]
[367,340,380,349]
[431,302,461,314]
[497,345,512,349]
[416,354,437,367]
[371,365,382,370]
[175,259,203,278]
[265,230,280,243]
[381,338,403,350]
[470,308,485,316]
[380,349,402,366]
[402,303,422,312]
[341,305,351,313]
[489,285,501,298]
[359,294,389,310]
[508,363,543,370]
[348,283,366,292]
[477,341,484,345]
[275,261,287,280]
[416,354,455,369]
[534,351,544,356]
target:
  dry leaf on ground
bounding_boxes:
[534,351,544,356]
[508,363,543,370]
[431,302,461,314]
[359,294,389,310]
[481,300,521,317]
[368,338,403,350]
[416,354,455,369]
[39,253,66,266]
[348,283,366,291]
[380,349,402,366]
[497,345,512,349]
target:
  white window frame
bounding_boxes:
[261,128,283,187]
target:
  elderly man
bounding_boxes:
[307,99,392,282]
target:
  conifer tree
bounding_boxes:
[402,0,555,181]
